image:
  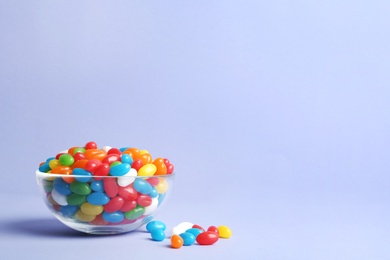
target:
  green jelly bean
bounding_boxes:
[124,205,145,220]
[73,147,86,154]
[70,181,92,195]
[110,161,121,168]
[59,153,74,166]
[67,193,87,205]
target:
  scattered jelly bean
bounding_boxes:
[59,153,74,166]
[133,178,152,194]
[80,202,103,216]
[218,225,232,238]
[192,224,205,232]
[150,229,165,241]
[185,228,203,238]
[196,231,219,245]
[53,178,72,195]
[171,235,184,249]
[146,220,166,233]
[110,162,130,176]
[103,211,124,223]
[172,222,194,235]
[87,192,110,205]
[207,226,219,235]
[179,232,196,246]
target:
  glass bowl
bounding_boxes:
[36,170,174,235]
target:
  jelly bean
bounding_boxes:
[91,180,104,192]
[102,154,121,165]
[133,178,152,195]
[172,222,194,235]
[107,148,121,155]
[185,228,203,238]
[146,220,166,233]
[85,159,101,173]
[47,194,59,206]
[53,178,72,195]
[73,152,86,161]
[144,197,159,215]
[71,159,88,170]
[73,147,86,154]
[137,194,152,207]
[192,224,205,232]
[110,161,121,168]
[139,149,149,155]
[196,231,219,245]
[103,211,124,223]
[59,153,74,166]
[104,196,124,213]
[134,153,152,165]
[85,141,97,150]
[93,163,110,178]
[171,235,184,249]
[138,163,157,177]
[46,157,56,163]
[124,205,145,220]
[39,162,51,172]
[75,209,96,222]
[117,168,137,187]
[84,149,106,161]
[152,158,167,175]
[148,187,159,198]
[179,232,196,246]
[55,152,65,160]
[67,146,79,155]
[207,226,219,235]
[87,192,110,205]
[218,225,232,238]
[119,147,129,152]
[90,214,108,225]
[123,147,140,158]
[121,154,133,165]
[163,158,174,174]
[51,189,68,206]
[80,202,103,216]
[70,181,92,195]
[72,168,92,182]
[103,178,118,198]
[131,159,143,171]
[67,193,87,206]
[59,205,79,217]
[120,199,137,212]
[110,162,130,176]
[155,178,168,194]
[150,229,165,241]
[49,159,61,170]
[51,166,72,175]
[101,146,112,153]
[146,177,159,186]
[118,184,138,200]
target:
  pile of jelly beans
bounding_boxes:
[146,221,232,248]
[38,141,174,225]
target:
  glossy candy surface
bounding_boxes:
[196,231,219,245]
[171,235,184,248]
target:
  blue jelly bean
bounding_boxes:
[87,192,110,205]
[102,211,124,223]
[121,154,133,165]
[91,180,104,192]
[119,147,129,152]
[72,168,92,182]
[185,228,203,238]
[45,157,56,163]
[59,205,79,217]
[133,178,152,194]
[150,229,166,241]
[146,220,166,233]
[53,178,72,195]
[109,162,130,176]
[180,232,196,246]
[39,163,51,172]
[148,187,159,198]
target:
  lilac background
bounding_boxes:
[1,0,389,259]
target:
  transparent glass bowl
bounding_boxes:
[36,170,174,235]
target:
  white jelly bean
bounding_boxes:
[51,188,68,206]
[171,222,194,235]
[101,146,112,153]
[117,168,137,187]
[144,197,159,215]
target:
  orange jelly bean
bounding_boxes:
[171,234,184,249]
[133,153,152,165]
[84,149,106,161]
[51,166,72,175]
[122,147,140,158]
[152,158,167,175]
[71,159,88,169]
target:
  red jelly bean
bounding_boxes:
[120,199,137,212]
[118,185,138,200]
[207,226,219,235]
[196,231,219,245]
[136,194,152,207]
[102,154,121,165]
[85,141,98,150]
[192,224,205,232]
[107,148,121,155]
[131,159,143,171]
[55,153,65,160]
[90,214,108,225]
[93,163,110,178]
[85,159,101,173]
[166,163,174,174]
[104,196,124,213]
[74,152,86,161]
[104,178,118,198]
[146,177,159,186]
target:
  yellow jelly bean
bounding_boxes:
[155,178,168,193]
[75,209,96,222]
[139,149,149,155]
[49,159,60,170]
[138,164,157,177]
[80,202,103,216]
[218,225,232,238]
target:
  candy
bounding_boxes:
[171,235,184,248]
[146,220,166,233]
[102,211,124,223]
[124,205,145,220]
[87,192,110,205]
[171,222,194,235]
[143,197,159,215]
[67,194,87,206]
[150,229,165,241]
[103,196,124,213]
[80,202,103,216]
[133,178,152,195]
[59,154,74,166]
[207,225,219,235]
[138,164,157,177]
[185,228,203,238]
[53,178,72,195]
[70,181,92,195]
[103,178,118,198]
[179,232,196,246]
[218,225,232,238]
[196,231,219,245]
[109,162,130,176]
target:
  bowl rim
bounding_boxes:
[35,170,175,179]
